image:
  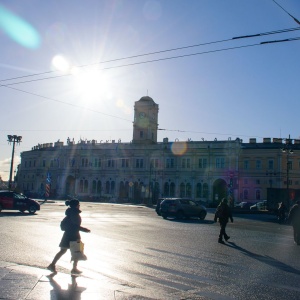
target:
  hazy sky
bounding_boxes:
[1,0,300,180]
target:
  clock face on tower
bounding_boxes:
[139,112,145,119]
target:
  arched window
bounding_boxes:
[256,189,261,200]
[111,181,115,194]
[84,180,88,192]
[170,182,175,197]
[97,181,101,194]
[196,183,202,198]
[92,180,96,193]
[79,180,84,193]
[203,183,208,198]
[186,183,192,197]
[164,182,169,197]
[106,181,110,194]
[180,183,185,197]
[244,189,249,200]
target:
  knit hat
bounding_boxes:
[65,199,80,208]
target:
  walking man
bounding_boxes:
[214,198,233,244]
[287,200,300,245]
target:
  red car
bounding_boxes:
[0,190,40,214]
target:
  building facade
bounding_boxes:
[16,96,300,205]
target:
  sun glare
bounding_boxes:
[73,69,113,101]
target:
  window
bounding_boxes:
[92,180,97,193]
[181,158,191,168]
[79,180,84,193]
[150,158,159,168]
[122,158,129,168]
[256,160,261,169]
[181,158,186,168]
[135,158,143,168]
[140,131,144,138]
[186,183,191,197]
[180,183,186,197]
[187,158,191,168]
[256,179,260,185]
[69,158,75,167]
[164,182,175,197]
[108,159,115,168]
[196,183,202,197]
[216,157,225,169]
[199,158,207,169]
[256,190,261,200]
[244,160,249,170]
[94,158,101,168]
[203,183,208,198]
[84,180,88,192]
[243,189,249,200]
[288,161,293,170]
[268,160,274,169]
[166,158,174,168]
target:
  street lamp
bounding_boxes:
[7,135,22,190]
[282,135,294,208]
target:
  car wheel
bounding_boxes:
[176,210,185,220]
[199,211,206,220]
[162,213,167,219]
[28,205,37,214]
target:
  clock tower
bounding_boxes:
[133,96,159,144]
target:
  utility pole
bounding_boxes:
[282,135,293,208]
[7,135,22,190]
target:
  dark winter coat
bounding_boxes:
[59,207,89,248]
[214,202,233,224]
[288,204,300,227]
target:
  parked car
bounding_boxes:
[250,200,268,211]
[159,198,207,220]
[0,191,40,214]
[155,198,165,215]
[234,201,253,210]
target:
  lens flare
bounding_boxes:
[52,55,70,72]
[0,5,40,49]
[171,142,187,156]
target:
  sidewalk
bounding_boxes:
[0,261,156,300]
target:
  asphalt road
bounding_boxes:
[0,202,300,300]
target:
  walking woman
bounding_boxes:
[214,198,233,244]
[47,199,90,274]
[287,200,300,245]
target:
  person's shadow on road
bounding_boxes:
[226,242,300,276]
[47,273,86,300]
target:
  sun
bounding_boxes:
[73,68,112,101]
[51,55,113,101]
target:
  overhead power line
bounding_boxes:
[272,0,300,25]
[0,26,299,85]
[1,35,300,88]
[1,35,299,126]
